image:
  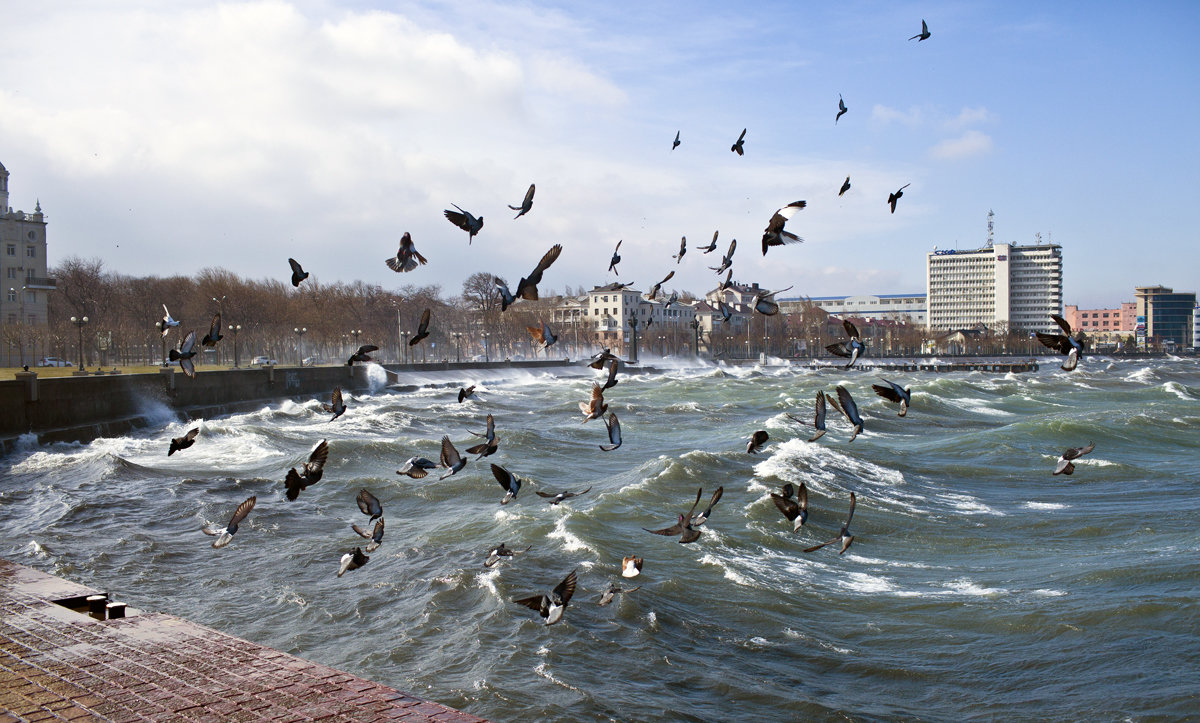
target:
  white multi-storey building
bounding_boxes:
[780,293,927,325]
[551,283,697,354]
[926,242,1062,333]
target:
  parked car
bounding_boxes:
[250,356,277,366]
[38,357,72,367]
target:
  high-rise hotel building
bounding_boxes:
[926,242,1063,333]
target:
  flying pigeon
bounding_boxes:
[909,19,931,41]
[839,176,851,196]
[598,583,641,607]
[673,236,687,263]
[527,321,557,353]
[753,285,793,316]
[731,128,746,156]
[747,430,769,454]
[579,383,608,423]
[444,204,484,243]
[646,270,675,301]
[357,489,382,522]
[786,390,828,442]
[608,240,622,274]
[347,344,379,366]
[762,201,806,255]
[495,277,516,311]
[825,319,865,369]
[1053,442,1095,476]
[485,542,530,568]
[872,379,912,417]
[201,496,256,549]
[491,463,522,504]
[771,481,809,532]
[288,258,309,287]
[888,184,910,214]
[321,386,347,421]
[836,94,848,124]
[458,385,476,403]
[386,232,428,273]
[671,130,681,151]
[601,357,619,390]
[351,518,385,552]
[696,230,719,253]
[409,308,431,346]
[169,330,198,378]
[536,486,592,505]
[439,435,467,479]
[156,304,180,337]
[1036,314,1084,371]
[515,244,563,301]
[826,386,864,442]
[644,488,705,543]
[804,492,857,554]
[513,569,577,625]
[284,439,329,501]
[621,556,643,578]
[508,184,536,219]
[709,238,737,275]
[201,313,223,347]
[599,412,622,451]
[337,547,369,577]
[397,456,437,479]
[168,427,199,456]
[690,486,723,526]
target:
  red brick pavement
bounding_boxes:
[0,559,488,722]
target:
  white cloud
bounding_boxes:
[871,104,924,127]
[930,130,994,160]
[945,106,992,130]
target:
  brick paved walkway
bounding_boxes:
[0,559,488,722]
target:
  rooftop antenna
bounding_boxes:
[986,209,994,247]
[1035,232,1043,245]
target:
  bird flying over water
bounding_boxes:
[646,270,674,301]
[826,386,864,442]
[588,347,622,370]
[691,486,723,526]
[753,286,792,316]
[508,184,536,219]
[202,496,256,549]
[515,244,563,302]
[386,232,428,273]
[579,383,608,423]
[168,427,199,456]
[601,357,619,390]
[716,299,734,324]
[169,330,198,378]
[762,201,806,255]
[444,204,484,243]
[351,518,385,552]
[288,258,309,287]
[622,556,643,578]
[910,19,931,41]
[771,481,809,532]
[357,489,383,522]
[485,542,530,568]
[439,435,467,479]
[826,319,865,369]
[513,569,577,625]
[672,130,681,151]
[836,94,848,124]
[201,313,223,347]
[337,547,369,577]
[347,344,379,366]
[697,230,719,253]
[888,184,910,214]
[804,492,856,554]
[536,486,592,506]
[1053,442,1095,476]
[673,236,687,263]
[322,386,347,421]
[491,463,522,504]
[598,583,640,607]
[600,412,622,451]
[731,128,746,156]
[284,439,329,501]
[839,176,851,196]
[458,385,476,403]
[409,309,431,346]
[527,320,557,353]
[465,423,499,460]
[747,430,769,454]
[397,456,437,479]
[872,379,912,417]
[609,240,622,274]
[644,488,704,543]
[1036,315,1084,371]
[787,390,828,442]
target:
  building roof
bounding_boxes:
[782,293,926,302]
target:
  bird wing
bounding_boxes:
[803,537,839,553]
[776,200,807,220]
[814,391,827,428]
[1036,332,1072,354]
[440,435,462,468]
[825,342,851,358]
[521,184,536,206]
[836,386,862,426]
[771,494,801,522]
[844,492,857,527]
[1051,314,1073,335]
[351,523,373,539]
[329,386,343,409]
[658,270,675,287]
[183,428,200,444]
[873,383,904,404]
[603,413,621,446]
[798,482,809,512]
[288,258,304,275]
[726,238,737,259]
[589,383,605,409]
[308,439,330,471]
[227,496,257,527]
[444,208,470,231]
[527,325,545,345]
[178,330,196,355]
[491,463,517,492]
[357,489,381,517]
[843,319,860,340]
[513,593,548,614]
[563,486,592,499]
[603,358,619,389]
[644,515,687,536]
[1063,442,1096,461]
[553,570,578,606]
[357,344,380,356]
[737,128,746,142]
[517,244,563,300]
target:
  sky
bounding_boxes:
[2,1,1198,309]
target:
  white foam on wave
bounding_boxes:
[699,553,753,586]
[752,437,919,513]
[476,568,501,598]
[942,578,1007,597]
[837,571,897,594]
[937,492,1004,516]
[783,628,853,654]
[850,555,934,569]
[546,516,596,555]
[947,396,1015,417]
[1162,382,1194,400]
[1023,501,1067,510]
[1031,589,1067,597]
[1124,367,1158,384]
[534,662,581,691]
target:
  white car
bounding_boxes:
[38,357,72,367]
[250,356,277,366]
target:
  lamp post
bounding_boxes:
[745,339,751,359]
[401,331,410,364]
[11,287,27,367]
[627,317,640,363]
[452,332,463,363]
[227,324,242,367]
[351,329,361,349]
[691,317,701,358]
[70,316,89,370]
[484,332,491,363]
[294,327,306,365]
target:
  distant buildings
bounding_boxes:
[550,283,697,357]
[926,242,1063,333]
[1,161,56,367]
[780,293,926,325]
[1134,285,1196,350]
[1064,302,1136,346]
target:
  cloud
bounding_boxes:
[930,130,994,160]
[944,106,992,130]
[871,104,924,127]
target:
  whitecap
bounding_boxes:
[1023,501,1067,510]
[1031,589,1067,597]
[546,516,596,555]
[938,493,1004,516]
[1162,382,1194,400]
[534,662,581,692]
[837,571,896,594]
[942,578,1007,597]
[699,554,753,586]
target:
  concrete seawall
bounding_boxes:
[0,360,578,449]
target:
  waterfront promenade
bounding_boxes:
[0,558,488,722]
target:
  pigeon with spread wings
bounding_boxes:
[646,270,674,301]
[444,204,483,243]
[168,427,199,456]
[825,319,865,369]
[513,570,577,625]
[169,330,198,378]
[201,313,223,347]
[322,386,347,421]
[1036,314,1084,371]
[508,184,535,219]
[762,201,806,255]
[644,488,705,544]
[826,386,864,442]
[872,379,912,417]
[804,492,856,554]
[515,244,563,301]
[409,309,431,346]
[284,439,329,501]
[731,128,746,155]
[786,390,828,442]
[386,232,428,273]
[288,258,309,287]
[771,482,809,532]
[579,383,608,423]
[202,496,256,549]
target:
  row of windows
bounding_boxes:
[5,245,37,258]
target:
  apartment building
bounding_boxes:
[1,161,57,367]
[780,293,927,325]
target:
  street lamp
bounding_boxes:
[351,329,362,349]
[691,317,701,358]
[452,332,463,363]
[484,332,491,363]
[11,287,27,366]
[745,339,751,359]
[70,316,89,370]
[294,327,307,364]
[401,330,410,364]
[627,317,640,363]
[227,324,242,367]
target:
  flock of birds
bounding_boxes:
[164,16,1096,625]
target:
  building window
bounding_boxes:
[5,268,13,279]
[26,246,35,258]
[5,245,14,256]
[26,290,35,303]
[5,289,14,302]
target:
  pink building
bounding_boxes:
[1064,302,1136,338]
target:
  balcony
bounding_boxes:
[25,277,56,290]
